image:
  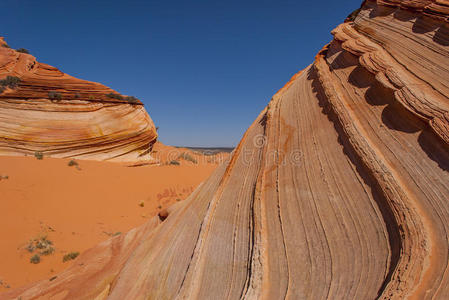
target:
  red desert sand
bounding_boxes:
[0,145,227,292]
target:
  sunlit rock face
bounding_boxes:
[2,0,449,299]
[0,37,157,162]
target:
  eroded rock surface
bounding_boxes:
[2,0,449,299]
[0,38,157,162]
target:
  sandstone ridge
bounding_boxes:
[0,38,157,162]
[2,0,449,299]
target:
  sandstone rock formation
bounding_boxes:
[2,0,449,299]
[0,38,157,162]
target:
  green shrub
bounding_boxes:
[124,96,140,104]
[26,243,35,252]
[36,236,52,249]
[16,48,30,54]
[0,76,21,88]
[2,44,10,48]
[36,240,46,249]
[34,151,44,160]
[106,93,140,104]
[169,160,180,166]
[40,247,55,256]
[30,254,40,264]
[63,252,79,262]
[68,160,78,167]
[26,235,55,259]
[178,152,197,164]
[106,93,123,100]
[74,93,81,99]
[48,91,62,100]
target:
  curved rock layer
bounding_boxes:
[0,38,157,162]
[3,0,449,299]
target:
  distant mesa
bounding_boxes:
[0,37,157,162]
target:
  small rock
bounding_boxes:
[158,209,169,221]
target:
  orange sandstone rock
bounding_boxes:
[2,0,449,299]
[0,37,157,162]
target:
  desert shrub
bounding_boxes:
[40,246,55,256]
[68,160,78,167]
[63,252,79,262]
[16,48,30,54]
[30,254,40,264]
[106,93,123,100]
[26,235,54,257]
[124,96,140,104]
[2,44,10,48]
[169,160,180,166]
[36,240,45,249]
[74,93,81,99]
[113,232,122,236]
[106,93,140,104]
[0,75,20,95]
[26,243,35,252]
[178,152,197,164]
[36,237,52,249]
[0,76,21,88]
[48,91,62,100]
[34,151,44,160]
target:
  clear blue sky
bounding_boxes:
[1,0,362,147]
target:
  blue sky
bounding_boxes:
[1,0,362,147]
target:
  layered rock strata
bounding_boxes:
[3,0,449,299]
[0,38,157,162]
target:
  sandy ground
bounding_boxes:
[0,149,224,292]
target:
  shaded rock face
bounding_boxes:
[0,38,157,162]
[3,0,449,299]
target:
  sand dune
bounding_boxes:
[0,151,221,293]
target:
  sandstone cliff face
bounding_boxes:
[3,0,449,299]
[0,38,157,162]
